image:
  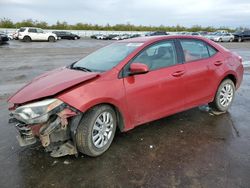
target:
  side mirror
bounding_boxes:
[129,63,149,75]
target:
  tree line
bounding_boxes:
[0,18,243,32]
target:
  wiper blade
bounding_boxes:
[71,66,92,72]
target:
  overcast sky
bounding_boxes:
[0,0,249,27]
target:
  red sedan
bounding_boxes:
[8,35,244,157]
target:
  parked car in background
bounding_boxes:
[146,31,168,36]
[130,34,141,38]
[233,30,250,42]
[112,34,130,40]
[210,33,234,42]
[105,34,119,40]
[18,27,57,42]
[52,31,80,40]
[0,32,9,44]
[190,32,201,36]
[8,35,243,158]
[96,34,107,40]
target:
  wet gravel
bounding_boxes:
[0,39,250,188]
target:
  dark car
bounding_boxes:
[146,31,168,36]
[105,34,119,40]
[8,35,243,158]
[0,32,9,44]
[53,31,80,40]
[233,30,250,42]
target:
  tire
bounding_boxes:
[209,79,235,112]
[74,36,78,40]
[23,36,31,42]
[238,37,242,42]
[48,36,56,42]
[229,38,233,42]
[218,38,222,42]
[76,105,117,157]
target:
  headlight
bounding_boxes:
[13,99,64,124]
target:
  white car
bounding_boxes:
[210,33,234,42]
[18,27,57,42]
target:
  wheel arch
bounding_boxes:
[211,73,237,101]
[79,102,126,132]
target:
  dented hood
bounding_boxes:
[8,67,99,104]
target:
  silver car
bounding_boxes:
[210,33,234,42]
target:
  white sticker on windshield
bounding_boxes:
[126,43,144,47]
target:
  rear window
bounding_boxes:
[180,39,210,62]
[207,45,217,56]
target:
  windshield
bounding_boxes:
[71,42,143,72]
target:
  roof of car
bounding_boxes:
[121,35,208,43]
[119,35,226,53]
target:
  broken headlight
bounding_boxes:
[12,99,64,124]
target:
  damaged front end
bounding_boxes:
[9,98,81,157]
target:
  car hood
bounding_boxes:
[8,67,99,104]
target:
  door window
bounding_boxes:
[28,28,37,33]
[131,41,177,71]
[180,39,210,62]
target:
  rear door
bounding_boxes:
[123,40,186,126]
[178,39,221,108]
[27,28,38,40]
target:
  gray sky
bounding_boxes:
[0,0,250,27]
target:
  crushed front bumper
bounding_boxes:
[9,107,81,158]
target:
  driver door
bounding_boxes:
[123,40,186,126]
[36,28,47,40]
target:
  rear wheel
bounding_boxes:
[23,36,31,42]
[48,36,56,42]
[74,36,78,40]
[76,105,117,157]
[209,79,235,112]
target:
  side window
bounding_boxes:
[37,28,44,33]
[207,45,217,57]
[131,41,177,71]
[28,28,37,33]
[180,39,210,62]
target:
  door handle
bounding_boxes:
[172,70,185,77]
[214,61,223,66]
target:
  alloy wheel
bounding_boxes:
[219,83,234,107]
[92,111,114,148]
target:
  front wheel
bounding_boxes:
[209,79,235,112]
[76,105,117,157]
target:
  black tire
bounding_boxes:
[238,37,242,42]
[23,36,31,42]
[209,79,235,112]
[48,36,56,42]
[218,38,222,42]
[229,38,233,42]
[74,36,78,40]
[76,105,117,157]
